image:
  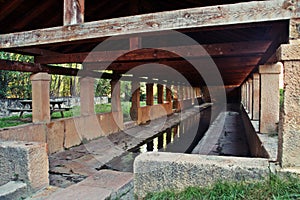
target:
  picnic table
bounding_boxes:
[8,99,72,117]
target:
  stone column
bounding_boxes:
[252,73,260,120]
[157,84,164,104]
[259,63,281,134]
[241,83,245,106]
[248,78,253,118]
[277,43,300,167]
[173,85,179,110]
[30,73,51,123]
[111,79,123,129]
[80,77,95,116]
[130,81,140,121]
[166,85,172,102]
[146,83,154,106]
[245,81,249,112]
[191,87,195,105]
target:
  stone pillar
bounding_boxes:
[111,79,123,129]
[277,43,300,167]
[130,81,140,121]
[191,87,195,105]
[30,73,51,123]
[146,83,154,106]
[248,78,253,118]
[157,84,164,104]
[259,63,281,134]
[173,85,179,110]
[80,77,95,116]
[166,85,172,102]
[245,81,249,112]
[252,73,260,120]
[241,83,245,106]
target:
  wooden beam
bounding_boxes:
[0,0,296,49]
[35,40,271,64]
[0,59,113,79]
[0,0,25,22]
[84,56,260,72]
[64,0,84,25]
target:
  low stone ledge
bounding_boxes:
[134,152,270,198]
[0,141,49,193]
[0,181,27,200]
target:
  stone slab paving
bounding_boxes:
[31,170,133,200]
[48,105,205,188]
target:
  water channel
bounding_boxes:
[99,107,212,172]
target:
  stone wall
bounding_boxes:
[0,141,49,192]
[137,102,173,124]
[134,152,270,198]
[0,112,120,154]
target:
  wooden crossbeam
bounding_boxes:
[0,59,113,79]
[34,40,271,64]
[0,0,296,49]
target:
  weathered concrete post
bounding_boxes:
[277,42,300,168]
[111,79,123,130]
[157,84,164,104]
[130,81,140,121]
[173,85,179,111]
[80,77,95,116]
[248,78,253,118]
[252,73,260,120]
[191,87,195,105]
[146,83,154,106]
[166,84,173,114]
[241,83,245,107]
[245,81,249,112]
[30,73,51,123]
[259,63,281,134]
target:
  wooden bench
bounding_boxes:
[50,107,72,117]
[8,107,72,118]
[7,108,32,117]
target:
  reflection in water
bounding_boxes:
[99,108,212,172]
[131,108,211,154]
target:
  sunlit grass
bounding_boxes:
[145,174,300,200]
[0,101,147,128]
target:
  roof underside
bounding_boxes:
[0,0,290,87]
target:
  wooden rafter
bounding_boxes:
[0,59,113,79]
[0,0,296,49]
[34,40,271,64]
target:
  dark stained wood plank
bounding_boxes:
[0,0,25,22]
[0,59,113,79]
[64,0,84,25]
[35,40,270,64]
[0,0,296,49]
[12,1,55,30]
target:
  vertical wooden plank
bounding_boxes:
[64,0,84,25]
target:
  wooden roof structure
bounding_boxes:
[0,0,298,87]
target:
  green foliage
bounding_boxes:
[0,52,34,98]
[145,174,300,200]
[95,79,111,97]
[280,89,284,108]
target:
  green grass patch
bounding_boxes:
[145,174,300,200]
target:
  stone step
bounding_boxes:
[42,170,133,200]
[0,181,27,200]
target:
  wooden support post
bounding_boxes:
[111,79,123,129]
[259,63,281,134]
[277,42,300,168]
[64,0,84,25]
[130,81,140,121]
[157,84,164,104]
[146,83,154,106]
[30,73,51,123]
[80,77,95,116]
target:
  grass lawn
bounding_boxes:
[0,101,150,128]
[145,174,300,200]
